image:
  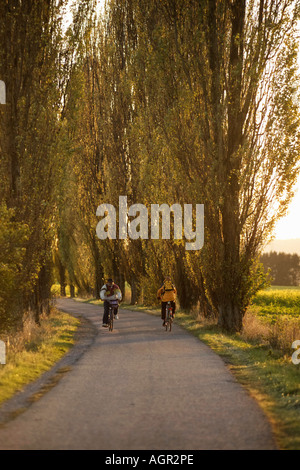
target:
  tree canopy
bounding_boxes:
[1,0,300,333]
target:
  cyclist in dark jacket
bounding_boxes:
[100,278,122,327]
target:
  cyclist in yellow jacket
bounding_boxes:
[157,276,177,327]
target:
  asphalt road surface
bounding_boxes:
[0,298,278,450]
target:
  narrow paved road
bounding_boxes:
[0,298,277,450]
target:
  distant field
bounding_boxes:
[252,287,300,322]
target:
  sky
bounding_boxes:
[273,18,300,242]
[273,177,300,240]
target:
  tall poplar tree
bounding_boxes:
[108,0,300,330]
[0,0,68,328]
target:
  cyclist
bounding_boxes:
[157,276,177,327]
[100,278,122,327]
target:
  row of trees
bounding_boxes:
[0,0,67,330]
[0,0,91,330]
[1,0,300,333]
[261,251,300,286]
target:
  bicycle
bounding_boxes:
[107,303,114,331]
[165,301,173,332]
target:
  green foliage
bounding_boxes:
[0,0,72,328]
[2,0,300,334]
[54,0,300,332]
[0,203,29,331]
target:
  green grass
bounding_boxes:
[252,286,300,322]
[0,309,79,406]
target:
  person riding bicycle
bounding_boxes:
[157,276,177,327]
[100,278,122,327]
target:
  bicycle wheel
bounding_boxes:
[166,304,172,331]
[165,308,171,331]
[108,308,113,331]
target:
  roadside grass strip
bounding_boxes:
[0,309,79,406]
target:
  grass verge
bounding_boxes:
[119,301,299,451]
[0,308,79,407]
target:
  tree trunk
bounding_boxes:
[58,258,66,296]
[114,272,125,300]
[70,284,75,298]
[198,273,216,319]
[130,276,141,304]
[91,238,103,299]
[175,253,199,310]
[95,263,103,299]
[29,262,51,325]
[217,301,243,333]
